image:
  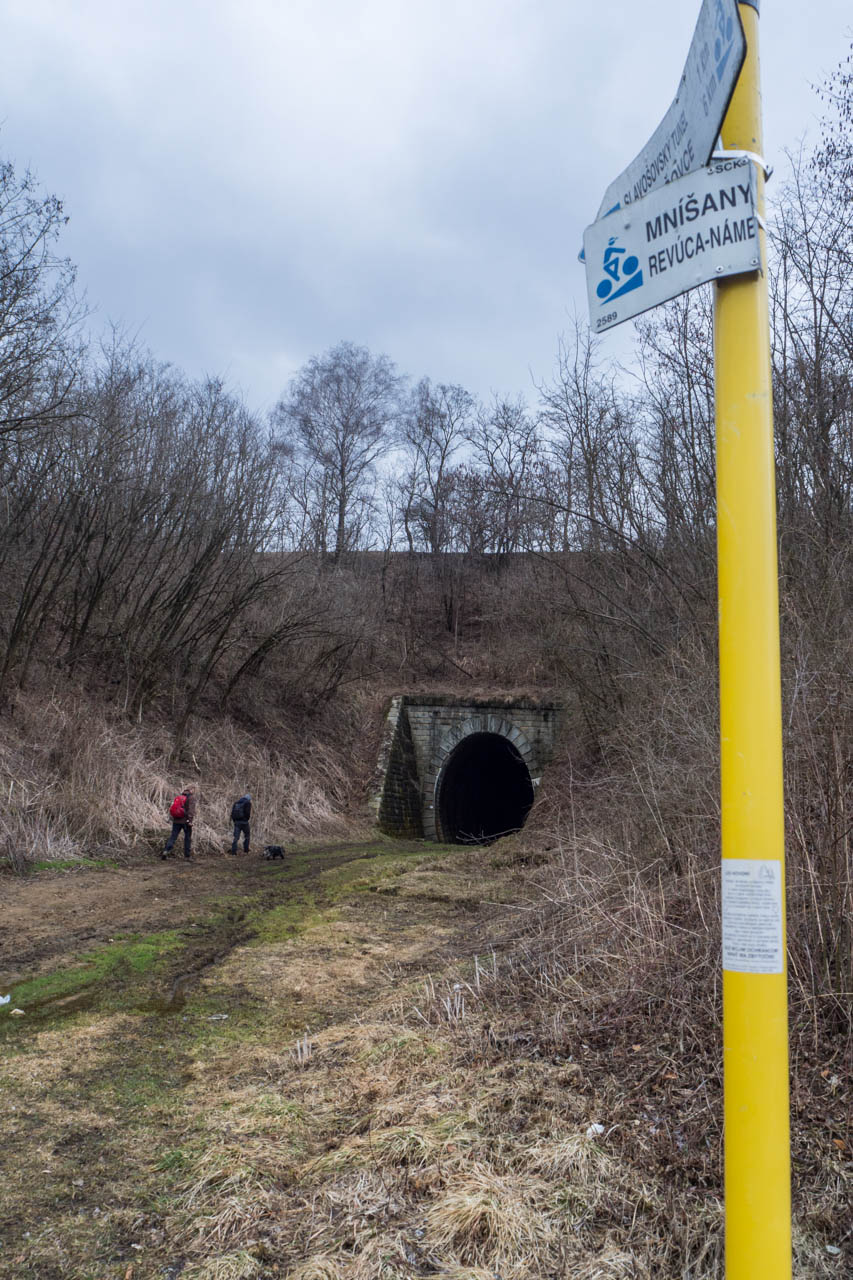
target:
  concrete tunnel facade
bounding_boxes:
[372,695,560,843]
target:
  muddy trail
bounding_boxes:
[1,841,506,1031]
[0,838,527,1280]
[2,843,848,1279]
[0,843,381,984]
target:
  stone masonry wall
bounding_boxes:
[376,698,424,838]
[373,695,560,840]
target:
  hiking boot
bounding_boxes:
[161,851,170,860]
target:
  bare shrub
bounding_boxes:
[0,684,360,868]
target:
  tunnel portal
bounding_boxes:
[437,732,535,844]
[374,696,559,843]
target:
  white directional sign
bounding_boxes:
[583,157,760,332]
[595,0,746,219]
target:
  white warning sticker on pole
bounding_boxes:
[721,859,784,974]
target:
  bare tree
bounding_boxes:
[634,291,717,556]
[770,156,853,545]
[0,159,85,438]
[765,47,853,1025]
[538,321,645,554]
[467,394,541,557]
[399,378,474,555]
[272,341,404,561]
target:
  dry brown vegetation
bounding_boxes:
[3,842,846,1278]
[1,45,852,1280]
[0,685,364,871]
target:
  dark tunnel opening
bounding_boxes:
[437,732,535,845]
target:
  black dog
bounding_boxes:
[263,845,285,860]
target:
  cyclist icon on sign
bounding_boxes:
[596,237,643,303]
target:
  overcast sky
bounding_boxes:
[2,1,850,413]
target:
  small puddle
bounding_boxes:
[143,973,192,1015]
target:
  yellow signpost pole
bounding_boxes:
[714,3,791,1277]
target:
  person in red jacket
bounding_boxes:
[161,784,198,860]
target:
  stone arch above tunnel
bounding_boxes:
[373,695,560,843]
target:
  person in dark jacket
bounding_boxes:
[162,784,198,860]
[230,792,252,855]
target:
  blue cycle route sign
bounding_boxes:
[584,158,760,332]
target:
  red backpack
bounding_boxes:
[169,793,188,821]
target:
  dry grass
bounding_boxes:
[286,1258,345,1280]
[2,661,849,1278]
[425,1163,554,1265]
[166,967,722,1277]
[1,686,359,868]
[183,1253,264,1280]
[1,827,848,1280]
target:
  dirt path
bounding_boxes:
[0,838,527,1279]
[0,844,383,982]
[2,842,847,1279]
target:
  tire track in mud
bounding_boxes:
[1,844,395,1023]
[0,840,527,1279]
